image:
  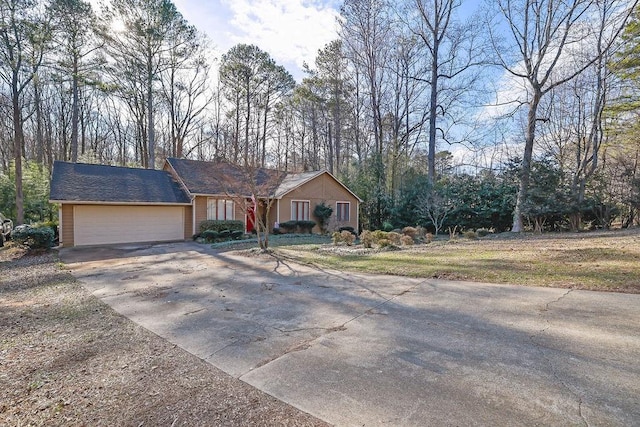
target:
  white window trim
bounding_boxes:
[207,197,235,221]
[336,201,351,222]
[291,199,310,221]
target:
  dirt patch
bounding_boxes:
[0,244,328,426]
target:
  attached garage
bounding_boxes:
[73,205,185,246]
[50,162,192,247]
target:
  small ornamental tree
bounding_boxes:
[213,162,286,251]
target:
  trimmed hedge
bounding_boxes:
[199,220,244,233]
[11,225,54,250]
[279,220,316,234]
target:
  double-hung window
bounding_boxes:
[291,200,310,221]
[207,198,234,220]
[336,202,350,222]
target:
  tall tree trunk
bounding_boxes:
[71,56,79,162]
[34,76,44,164]
[12,82,24,225]
[147,60,155,169]
[428,39,439,184]
[512,90,542,232]
[244,76,251,166]
[327,121,334,174]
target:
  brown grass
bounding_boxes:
[277,229,640,293]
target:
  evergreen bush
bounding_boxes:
[199,220,243,233]
[11,225,54,250]
[314,202,333,233]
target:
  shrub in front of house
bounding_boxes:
[11,225,54,250]
[338,226,356,235]
[400,235,414,246]
[332,231,341,245]
[279,221,297,233]
[387,231,402,246]
[201,230,219,242]
[279,220,316,234]
[333,230,355,246]
[377,238,393,248]
[298,220,316,233]
[360,230,374,248]
[199,220,244,234]
[370,230,388,243]
[402,226,417,238]
[313,202,333,234]
[341,230,355,245]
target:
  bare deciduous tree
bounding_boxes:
[488,0,635,232]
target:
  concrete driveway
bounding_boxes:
[62,242,640,426]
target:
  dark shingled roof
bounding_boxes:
[49,161,191,204]
[166,157,286,196]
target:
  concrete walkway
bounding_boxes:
[62,242,640,426]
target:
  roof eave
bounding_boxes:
[49,200,192,206]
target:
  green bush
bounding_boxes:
[298,220,316,234]
[314,202,333,233]
[201,230,220,242]
[279,220,316,234]
[11,225,54,250]
[199,220,243,233]
[382,221,394,232]
[279,220,298,233]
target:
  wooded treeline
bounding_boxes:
[2,0,640,234]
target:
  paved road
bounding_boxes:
[62,242,640,426]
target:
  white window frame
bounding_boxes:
[336,201,350,222]
[207,198,235,220]
[291,200,310,221]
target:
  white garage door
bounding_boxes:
[74,205,184,246]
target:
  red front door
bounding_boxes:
[246,204,256,233]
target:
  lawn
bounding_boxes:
[275,229,640,293]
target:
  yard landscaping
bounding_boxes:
[1,228,638,425]
[0,244,328,427]
[276,228,640,293]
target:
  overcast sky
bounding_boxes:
[172,0,343,80]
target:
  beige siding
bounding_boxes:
[194,196,208,232]
[279,173,359,233]
[61,204,75,247]
[183,205,193,239]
